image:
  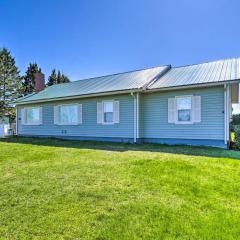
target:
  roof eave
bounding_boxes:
[146,79,240,93]
[15,79,240,105]
[15,88,141,105]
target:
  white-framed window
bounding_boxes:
[168,95,201,124]
[97,100,119,124]
[54,104,82,125]
[176,96,192,123]
[103,101,114,124]
[21,107,42,125]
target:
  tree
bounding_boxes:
[56,70,70,84]
[47,69,58,86]
[47,69,70,86]
[22,63,42,95]
[56,70,61,84]
[0,47,22,121]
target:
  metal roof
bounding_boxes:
[16,65,169,103]
[149,58,240,90]
[15,58,240,104]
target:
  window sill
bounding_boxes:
[55,123,81,126]
[22,123,42,126]
[102,122,115,125]
[175,121,193,125]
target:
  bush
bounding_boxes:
[234,125,240,149]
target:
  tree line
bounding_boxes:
[0,47,71,121]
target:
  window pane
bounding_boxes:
[103,101,114,123]
[26,108,40,124]
[104,112,113,123]
[177,98,191,110]
[178,109,191,121]
[60,105,78,124]
[104,102,113,112]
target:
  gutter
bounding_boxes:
[144,79,240,93]
[15,89,139,105]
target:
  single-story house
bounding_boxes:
[15,58,240,148]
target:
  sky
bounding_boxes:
[1,0,240,111]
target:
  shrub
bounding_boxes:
[234,125,240,149]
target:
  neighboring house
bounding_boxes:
[0,117,9,137]
[15,58,240,148]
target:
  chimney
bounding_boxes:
[34,72,45,92]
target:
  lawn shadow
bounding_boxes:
[1,136,240,160]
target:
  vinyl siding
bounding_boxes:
[17,94,134,139]
[140,86,225,140]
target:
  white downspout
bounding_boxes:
[224,84,230,145]
[131,92,139,143]
[16,106,18,135]
[136,92,139,140]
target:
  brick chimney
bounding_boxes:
[34,72,45,92]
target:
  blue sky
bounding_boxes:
[1,0,240,81]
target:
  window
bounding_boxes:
[97,100,119,124]
[25,107,41,125]
[176,97,192,122]
[59,104,78,125]
[103,101,114,123]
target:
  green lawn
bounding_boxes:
[0,137,240,240]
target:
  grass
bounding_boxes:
[0,137,240,239]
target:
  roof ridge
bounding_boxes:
[66,64,170,84]
[172,57,240,69]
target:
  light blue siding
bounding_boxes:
[17,86,226,148]
[140,86,225,140]
[18,94,134,140]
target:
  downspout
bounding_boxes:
[15,106,18,135]
[224,84,230,146]
[131,92,139,143]
[136,92,139,141]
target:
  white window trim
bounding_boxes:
[175,95,193,124]
[23,106,42,125]
[57,103,80,125]
[102,100,115,125]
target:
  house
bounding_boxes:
[15,58,240,148]
[0,117,12,137]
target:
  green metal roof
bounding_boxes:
[16,65,169,104]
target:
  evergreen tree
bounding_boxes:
[56,70,61,84]
[60,73,70,84]
[56,70,70,84]
[22,63,42,95]
[47,69,58,86]
[0,47,22,120]
[47,69,70,86]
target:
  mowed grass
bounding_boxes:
[0,137,240,240]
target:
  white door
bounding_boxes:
[0,124,4,137]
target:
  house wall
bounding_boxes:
[17,86,227,148]
[17,94,135,142]
[139,86,226,147]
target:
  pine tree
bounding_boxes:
[47,69,58,86]
[56,70,61,84]
[60,73,70,84]
[0,47,22,120]
[57,70,70,84]
[47,69,70,86]
[22,63,42,95]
